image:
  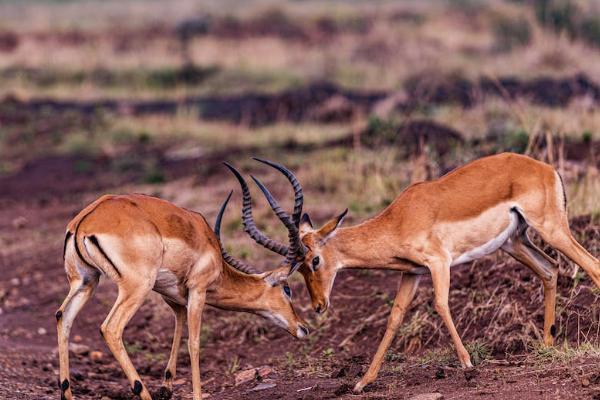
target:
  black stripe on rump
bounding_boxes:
[63,231,73,260]
[88,235,121,277]
[557,171,567,210]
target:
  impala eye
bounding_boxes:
[283,285,292,298]
[312,256,320,270]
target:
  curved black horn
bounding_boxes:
[251,175,304,267]
[252,157,304,228]
[214,191,256,274]
[223,162,289,257]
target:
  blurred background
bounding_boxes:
[0,1,599,399]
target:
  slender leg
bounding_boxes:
[354,274,421,393]
[429,260,472,368]
[538,224,600,288]
[100,284,153,400]
[56,270,99,400]
[187,289,206,400]
[502,229,559,346]
[162,299,187,392]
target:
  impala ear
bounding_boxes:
[264,266,288,286]
[299,213,313,236]
[317,208,348,243]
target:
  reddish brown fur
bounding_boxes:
[58,194,307,400]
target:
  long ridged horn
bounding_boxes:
[223,162,289,256]
[250,175,303,266]
[214,190,256,274]
[252,157,304,227]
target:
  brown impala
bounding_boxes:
[235,153,599,393]
[56,189,309,400]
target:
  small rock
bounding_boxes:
[250,383,276,391]
[12,216,28,229]
[408,393,444,400]
[73,335,83,343]
[101,397,111,400]
[37,327,47,335]
[69,343,90,356]
[582,377,591,387]
[234,366,273,386]
[90,351,104,363]
[235,368,255,386]
[9,278,20,286]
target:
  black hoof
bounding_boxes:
[132,380,143,396]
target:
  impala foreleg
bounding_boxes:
[162,299,186,393]
[354,274,421,393]
[187,289,207,400]
[100,283,153,400]
[56,270,99,400]
[429,260,472,368]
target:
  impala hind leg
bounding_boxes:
[354,274,421,393]
[187,288,207,400]
[502,223,558,346]
[56,266,100,400]
[161,299,186,394]
[537,222,600,289]
[429,260,472,368]
[100,283,153,400]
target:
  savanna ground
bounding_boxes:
[0,0,600,399]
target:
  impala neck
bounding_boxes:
[327,218,411,271]
[208,262,267,312]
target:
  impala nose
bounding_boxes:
[297,325,309,338]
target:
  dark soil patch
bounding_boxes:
[405,73,600,108]
[3,75,599,127]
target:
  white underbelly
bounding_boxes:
[449,206,520,267]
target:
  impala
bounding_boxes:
[56,189,309,400]
[237,153,599,393]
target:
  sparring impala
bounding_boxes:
[56,188,309,400]
[239,153,600,393]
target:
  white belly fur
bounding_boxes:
[449,205,520,267]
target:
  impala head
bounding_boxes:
[216,169,309,339]
[257,264,309,338]
[225,158,347,315]
[297,209,347,314]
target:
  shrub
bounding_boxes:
[492,14,532,52]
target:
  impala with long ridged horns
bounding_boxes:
[239,153,600,393]
[56,189,309,400]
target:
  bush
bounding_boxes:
[535,0,577,35]
[534,0,600,47]
[492,15,532,52]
